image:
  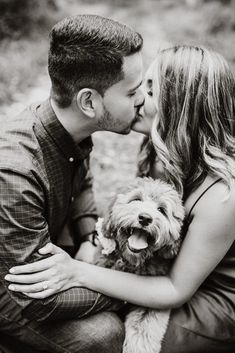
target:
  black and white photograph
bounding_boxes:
[0,0,235,352]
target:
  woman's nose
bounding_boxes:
[135,90,145,108]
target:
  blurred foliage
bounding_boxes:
[0,0,235,106]
[206,1,235,33]
[0,0,60,39]
[0,0,67,105]
[0,0,235,208]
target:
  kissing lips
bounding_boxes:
[133,113,143,124]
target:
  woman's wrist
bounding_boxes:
[71,258,89,288]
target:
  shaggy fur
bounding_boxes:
[96,177,184,353]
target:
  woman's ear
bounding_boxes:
[76,88,101,119]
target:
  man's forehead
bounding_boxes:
[122,52,143,86]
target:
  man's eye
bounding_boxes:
[128,197,141,203]
[147,90,153,97]
[128,91,136,97]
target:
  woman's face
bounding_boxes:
[132,61,158,135]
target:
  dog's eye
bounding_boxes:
[158,207,166,216]
[130,198,141,203]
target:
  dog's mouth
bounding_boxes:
[127,227,151,253]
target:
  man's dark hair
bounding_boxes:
[48,14,143,107]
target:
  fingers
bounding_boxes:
[8,281,48,293]
[5,269,51,284]
[39,243,63,255]
[9,257,52,274]
[8,244,68,275]
[23,288,55,299]
[8,281,56,297]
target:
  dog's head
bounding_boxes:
[100,177,184,267]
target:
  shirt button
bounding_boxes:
[71,196,74,202]
[69,157,74,162]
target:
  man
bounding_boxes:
[0,14,144,353]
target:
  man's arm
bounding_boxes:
[0,168,119,322]
[22,287,117,321]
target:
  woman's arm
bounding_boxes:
[6,181,235,308]
[79,181,235,308]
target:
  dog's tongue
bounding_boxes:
[128,229,148,250]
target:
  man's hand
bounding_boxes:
[75,241,101,264]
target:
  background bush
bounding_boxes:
[0,0,59,39]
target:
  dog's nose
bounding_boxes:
[138,213,152,226]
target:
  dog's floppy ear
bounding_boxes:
[172,203,185,222]
[101,194,118,238]
[97,195,118,256]
[159,197,184,259]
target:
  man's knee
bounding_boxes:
[19,311,124,353]
[84,312,125,353]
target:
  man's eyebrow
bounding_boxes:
[128,80,143,93]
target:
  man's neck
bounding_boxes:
[50,99,96,144]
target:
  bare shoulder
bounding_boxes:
[185,176,235,242]
[185,177,235,213]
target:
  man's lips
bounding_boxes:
[132,113,143,125]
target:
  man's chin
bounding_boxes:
[116,126,131,135]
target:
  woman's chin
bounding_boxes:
[131,119,151,135]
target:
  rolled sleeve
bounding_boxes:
[22,288,120,321]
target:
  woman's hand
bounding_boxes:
[4,243,79,299]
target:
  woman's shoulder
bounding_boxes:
[185,176,235,225]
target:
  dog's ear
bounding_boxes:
[101,194,118,238]
[172,203,185,222]
[159,200,184,260]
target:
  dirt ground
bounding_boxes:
[1,0,235,214]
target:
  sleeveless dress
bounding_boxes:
[161,179,235,353]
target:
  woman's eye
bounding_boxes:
[128,91,136,97]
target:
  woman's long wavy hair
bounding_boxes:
[137,45,235,199]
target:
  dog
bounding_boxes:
[96,177,184,353]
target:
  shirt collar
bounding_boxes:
[34,99,93,162]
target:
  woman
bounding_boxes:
[5,46,235,352]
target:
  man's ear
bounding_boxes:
[76,88,101,119]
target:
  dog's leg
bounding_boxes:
[123,308,170,353]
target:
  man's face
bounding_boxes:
[98,52,144,134]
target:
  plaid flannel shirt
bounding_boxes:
[0,100,116,323]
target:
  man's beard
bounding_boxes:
[97,104,131,134]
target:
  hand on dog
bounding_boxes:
[5,243,79,299]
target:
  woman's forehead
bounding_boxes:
[144,60,157,82]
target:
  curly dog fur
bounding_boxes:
[96,177,184,353]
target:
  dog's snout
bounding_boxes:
[138,213,152,226]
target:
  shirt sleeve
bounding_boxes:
[70,158,98,241]
[0,167,120,322]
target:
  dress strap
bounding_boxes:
[187,178,222,220]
